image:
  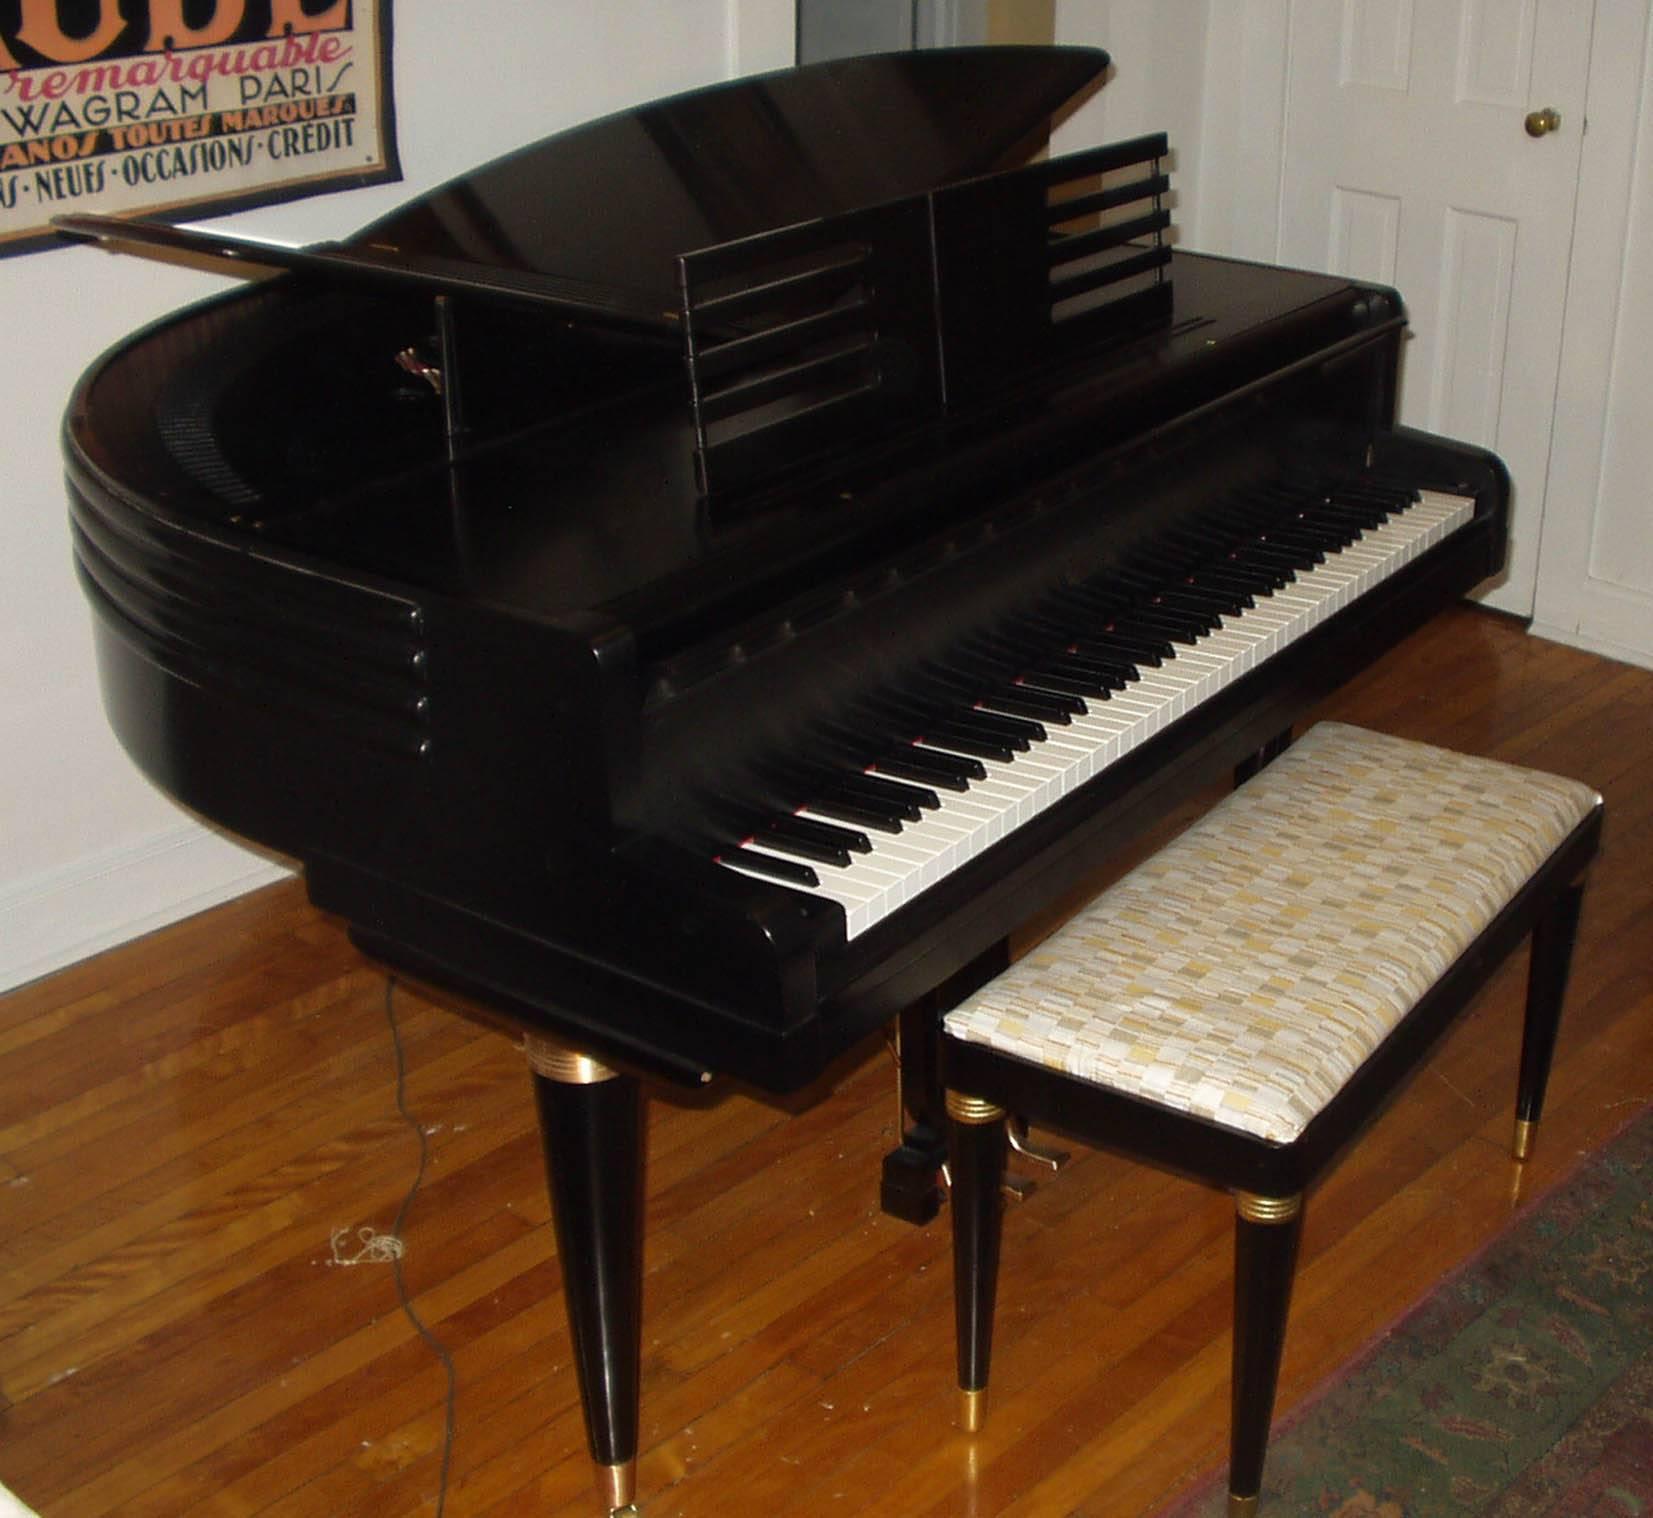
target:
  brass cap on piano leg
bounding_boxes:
[524,1033,619,1085]
[959,1386,988,1433]
[1228,1493,1260,1516]
[595,1458,637,1513]
[1512,1117,1537,1162]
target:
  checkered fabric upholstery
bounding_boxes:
[944,723,1600,1144]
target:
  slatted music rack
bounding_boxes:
[678,133,1173,498]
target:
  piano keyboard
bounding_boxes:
[717,484,1475,938]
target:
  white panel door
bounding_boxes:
[1279,0,1594,615]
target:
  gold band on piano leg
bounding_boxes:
[595,1458,636,1512]
[1233,1191,1301,1226]
[946,1090,1007,1125]
[1512,1117,1537,1162]
[1227,1493,1260,1516]
[523,1033,619,1085]
[959,1386,988,1433]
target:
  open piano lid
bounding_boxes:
[354,45,1108,313]
[59,46,1107,336]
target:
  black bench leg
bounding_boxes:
[947,1090,1010,1432]
[1230,1191,1303,1516]
[527,1037,646,1515]
[1514,876,1587,1160]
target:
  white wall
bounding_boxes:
[1052,0,1211,239]
[0,3,793,991]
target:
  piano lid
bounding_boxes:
[353,46,1108,312]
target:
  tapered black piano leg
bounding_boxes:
[1234,727,1293,787]
[526,1035,646,1514]
[881,940,1011,1225]
[946,1090,1009,1433]
[881,999,949,1224]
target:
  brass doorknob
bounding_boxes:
[1525,106,1562,137]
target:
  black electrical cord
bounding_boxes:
[383,975,458,1516]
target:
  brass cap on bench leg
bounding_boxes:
[959,1386,988,1433]
[1233,1191,1301,1225]
[945,1090,1007,1125]
[1512,1117,1536,1162]
[1228,1493,1260,1516]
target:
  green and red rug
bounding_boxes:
[1163,1106,1653,1515]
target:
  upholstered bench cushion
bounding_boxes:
[944,723,1601,1144]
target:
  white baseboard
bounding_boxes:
[1528,619,1653,673]
[0,825,291,994]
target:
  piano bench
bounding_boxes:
[939,721,1602,1516]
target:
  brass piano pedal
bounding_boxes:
[1008,1117,1070,1173]
[1001,1173,1037,1204]
[939,1160,1035,1205]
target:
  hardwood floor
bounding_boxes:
[3,607,1649,1517]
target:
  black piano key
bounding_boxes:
[1221,554,1294,589]
[1314,501,1389,531]
[900,667,990,722]
[1289,520,1361,550]
[1340,477,1419,506]
[719,846,820,888]
[1022,664,1118,698]
[1013,609,1086,645]
[876,746,985,790]
[957,626,1051,669]
[921,724,1017,763]
[1050,583,1131,620]
[1182,570,1257,607]
[1229,545,1301,577]
[1044,652,1136,686]
[987,686,1077,723]
[1006,681,1086,717]
[1246,497,1353,542]
[1123,608,1207,645]
[1256,530,1326,563]
[806,793,906,834]
[945,717,1031,757]
[840,770,940,813]
[1111,565,1173,598]
[1147,593,1226,630]
[766,813,872,855]
[757,829,851,868]
[1157,583,1239,614]
[1244,483,1331,515]
[1078,630,1170,664]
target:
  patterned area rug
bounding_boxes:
[1162,1106,1653,1515]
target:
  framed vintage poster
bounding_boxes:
[1,0,399,257]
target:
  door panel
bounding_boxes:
[1281,0,1593,615]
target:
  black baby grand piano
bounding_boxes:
[63,47,1507,1513]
